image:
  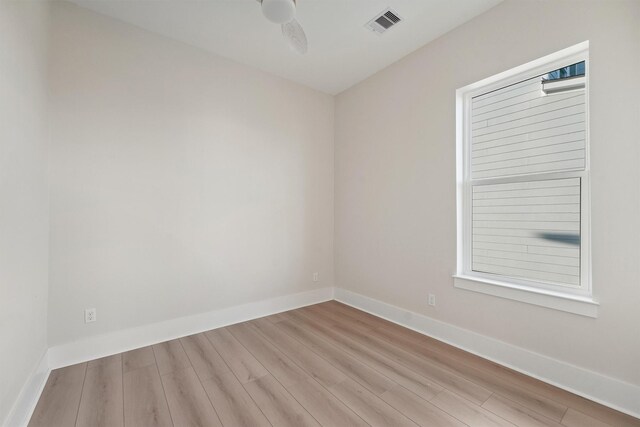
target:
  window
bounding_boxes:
[454,42,598,317]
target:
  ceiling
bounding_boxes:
[69,0,502,94]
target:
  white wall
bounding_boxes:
[47,2,334,347]
[0,0,51,423]
[335,0,640,387]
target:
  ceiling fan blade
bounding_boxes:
[281,18,307,54]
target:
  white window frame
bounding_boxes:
[454,41,598,318]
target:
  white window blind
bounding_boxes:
[471,77,586,180]
[472,178,581,286]
[469,70,586,288]
[457,49,590,297]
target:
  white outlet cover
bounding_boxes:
[85,308,96,323]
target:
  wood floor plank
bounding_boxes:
[277,319,396,395]
[322,301,401,331]
[313,305,561,420]
[322,302,638,426]
[380,384,467,427]
[322,301,572,421]
[87,354,120,370]
[488,382,567,422]
[227,322,308,387]
[314,303,566,419]
[416,342,561,419]
[351,309,633,427]
[265,312,290,323]
[200,371,271,427]
[305,303,377,333]
[504,374,639,427]
[243,374,320,427]
[370,322,567,420]
[161,366,222,427]
[205,328,269,383]
[325,301,493,370]
[76,355,124,427]
[122,346,156,374]
[291,309,451,402]
[556,391,636,426]
[286,377,369,427]
[248,319,394,426]
[562,408,611,427]
[251,317,347,388]
[153,339,191,375]
[180,333,230,380]
[431,390,516,427]
[483,394,564,427]
[329,378,419,427]
[123,364,172,427]
[29,363,87,427]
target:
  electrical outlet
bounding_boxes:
[428,294,436,306]
[313,272,319,282]
[85,308,96,323]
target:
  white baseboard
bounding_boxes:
[48,286,334,369]
[334,287,640,419]
[3,350,50,427]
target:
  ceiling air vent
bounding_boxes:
[365,8,402,35]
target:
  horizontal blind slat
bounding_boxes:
[528,245,580,257]
[472,263,580,285]
[486,94,585,127]
[472,122,585,152]
[473,133,585,159]
[473,184,579,199]
[473,195,581,206]
[472,149,584,173]
[473,226,578,238]
[473,104,585,138]
[472,88,543,115]
[473,212,579,222]
[472,91,584,123]
[472,79,541,109]
[474,203,580,213]
[472,241,580,258]
[473,220,580,231]
[472,113,585,145]
[473,234,580,249]
[473,77,540,100]
[473,178,578,192]
[473,140,585,164]
[473,255,579,275]
[472,158,584,179]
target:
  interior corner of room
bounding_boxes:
[2,0,639,426]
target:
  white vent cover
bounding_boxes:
[365,8,402,34]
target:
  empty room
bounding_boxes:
[2,0,639,426]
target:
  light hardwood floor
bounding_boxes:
[29,301,640,427]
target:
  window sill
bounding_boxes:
[453,275,599,318]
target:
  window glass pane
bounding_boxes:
[543,61,585,81]
[472,178,581,287]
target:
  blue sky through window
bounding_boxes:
[544,61,585,81]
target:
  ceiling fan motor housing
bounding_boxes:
[261,0,296,24]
